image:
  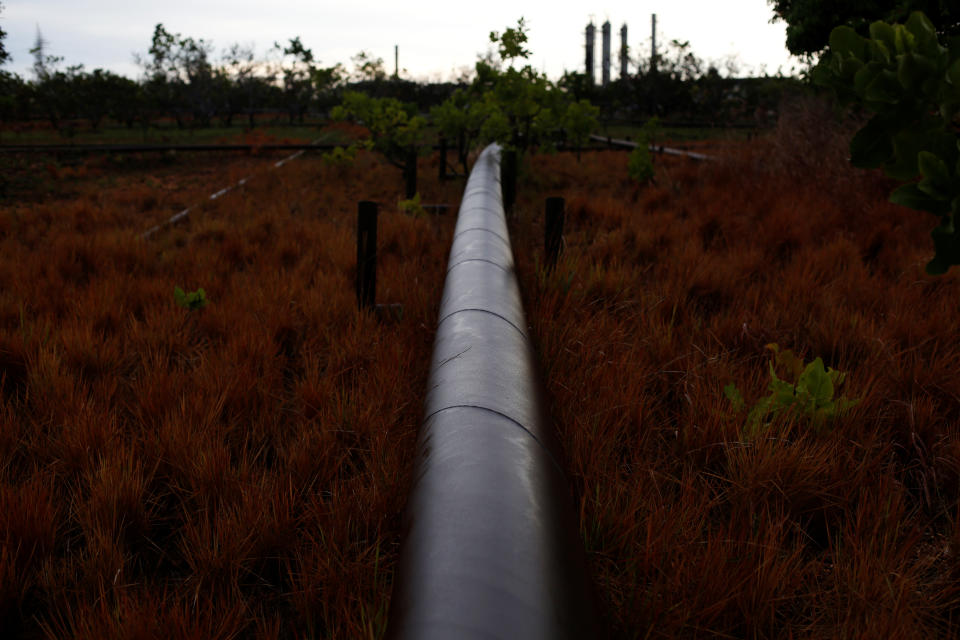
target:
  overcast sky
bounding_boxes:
[1,1,800,81]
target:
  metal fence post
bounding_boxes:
[545,196,565,271]
[439,136,448,182]
[356,201,377,310]
[405,146,418,199]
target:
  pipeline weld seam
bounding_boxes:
[452,227,510,247]
[421,404,565,476]
[435,307,528,342]
[435,346,472,370]
[445,258,512,275]
[458,203,505,217]
[463,189,503,203]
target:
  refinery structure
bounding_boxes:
[585,15,656,85]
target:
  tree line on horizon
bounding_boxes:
[0,14,805,137]
[0,19,445,134]
[1,1,956,137]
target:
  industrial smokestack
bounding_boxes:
[585,22,596,85]
[651,14,657,73]
[620,23,628,80]
[601,20,611,86]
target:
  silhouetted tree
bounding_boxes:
[768,0,960,57]
[274,37,315,123]
[74,69,141,130]
[137,23,215,127]
[0,2,10,65]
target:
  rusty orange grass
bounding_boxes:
[513,104,960,638]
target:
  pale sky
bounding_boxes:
[0,1,801,81]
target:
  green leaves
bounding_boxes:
[174,286,208,311]
[431,18,598,161]
[928,199,960,274]
[869,21,898,55]
[948,59,960,87]
[489,17,531,62]
[723,383,745,412]
[829,26,866,60]
[321,140,373,168]
[815,11,960,274]
[628,145,654,184]
[897,53,937,92]
[918,151,952,198]
[627,117,660,184]
[905,11,941,57]
[889,183,950,213]
[864,69,902,103]
[853,61,884,94]
[849,116,893,168]
[397,192,426,218]
[332,91,425,166]
[726,344,859,437]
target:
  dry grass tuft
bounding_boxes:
[0,148,461,637]
[513,101,960,637]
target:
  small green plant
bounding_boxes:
[397,192,426,218]
[321,140,373,167]
[321,145,356,167]
[627,117,660,184]
[725,344,859,436]
[174,286,208,311]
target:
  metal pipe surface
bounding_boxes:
[588,133,714,161]
[386,144,597,640]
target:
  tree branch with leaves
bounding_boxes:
[432,18,599,168]
[814,11,960,273]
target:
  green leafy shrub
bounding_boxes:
[331,92,425,168]
[627,117,661,184]
[397,192,426,218]
[813,11,960,273]
[430,18,599,173]
[174,286,208,311]
[321,140,373,168]
[725,344,859,436]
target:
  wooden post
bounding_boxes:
[439,136,448,182]
[501,148,517,213]
[545,197,565,271]
[405,146,417,199]
[357,201,377,310]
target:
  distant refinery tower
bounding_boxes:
[601,20,611,86]
[620,23,628,80]
[651,13,658,73]
[585,22,596,85]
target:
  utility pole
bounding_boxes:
[394,45,399,79]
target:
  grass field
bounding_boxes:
[510,98,960,637]
[0,141,463,638]
[2,96,959,638]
